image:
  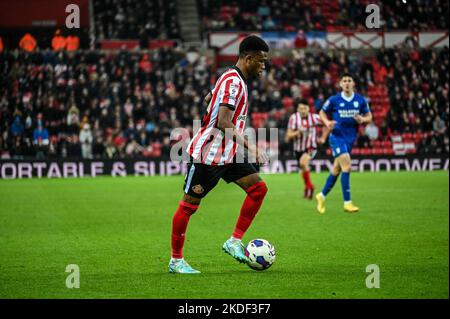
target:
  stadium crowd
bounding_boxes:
[198,0,449,34]
[0,45,448,159]
[93,0,181,41]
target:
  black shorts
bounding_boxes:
[294,149,317,161]
[183,162,259,198]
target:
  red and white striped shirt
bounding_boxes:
[288,112,322,152]
[187,67,248,165]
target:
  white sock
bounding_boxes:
[230,236,241,242]
[318,192,326,199]
[344,201,352,205]
[171,257,183,262]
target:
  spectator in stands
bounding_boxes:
[52,29,66,51]
[139,54,153,73]
[263,16,276,30]
[93,135,106,159]
[104,136,117,158]
[379,120,389,138]
[79,123,93,159]
[125,137,144,157]
[33,121,49,159]
[356,132,370,149]
[10,110,24,137]
[66,34,80,51]
[294,30,307,48]
[433,115,446,134]
[444,136,449,154]
[67,134,82,158]
[0,134,6,158]
[257,1,271,17]
[365,122,380,141]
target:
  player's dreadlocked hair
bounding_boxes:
[239,35,269,57]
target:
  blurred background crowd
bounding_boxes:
[0,0,448,160]
[1,45,448,159]
[198,0,449,34]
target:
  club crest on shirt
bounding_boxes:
[192,184,204,194]
[353,101,359,108]
[339,103,345,107]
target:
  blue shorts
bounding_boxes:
[329,136,354,158]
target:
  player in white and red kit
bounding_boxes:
[187,67,249,164]
[169,36,270,274]
[286,99,327,199]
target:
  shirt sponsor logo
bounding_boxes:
[338,109,360,118]
[237,115,246,121]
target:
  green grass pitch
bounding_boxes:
[0,171,448,298]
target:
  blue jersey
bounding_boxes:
[322,92,370,144]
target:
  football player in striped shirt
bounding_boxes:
[169,36,270,274]
[286,99,326,199]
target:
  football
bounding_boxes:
[245,239,276,270]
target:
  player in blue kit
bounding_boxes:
[316,73,373,214]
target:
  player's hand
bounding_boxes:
[354,114,364,124]
[317,137,326,145]
[255,147,269,166]
[325,120,336,130]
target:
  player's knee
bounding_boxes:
[181,195,201,214]
[340,162,351,172]
[179,200,200,215]
[247,181,268,201]
[341,164,351,172]
[332,166,341,176]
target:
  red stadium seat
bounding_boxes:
[372,147,384,155]
[381,140,392,148]
[371,140,381,147]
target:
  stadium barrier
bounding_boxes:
[210,31,449,57]
[0,155,448,179]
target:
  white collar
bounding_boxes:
[341,92,355,102]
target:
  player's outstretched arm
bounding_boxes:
[217,105,268,165]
